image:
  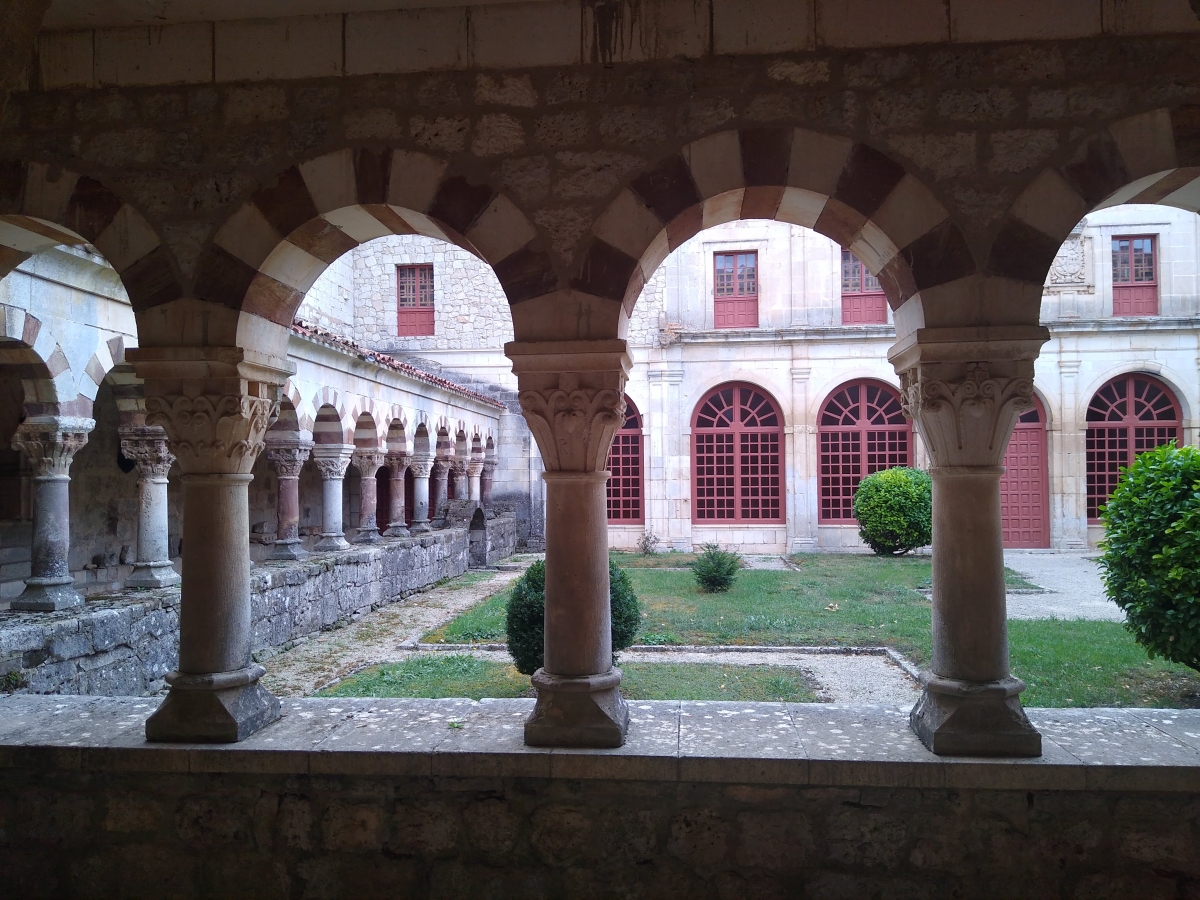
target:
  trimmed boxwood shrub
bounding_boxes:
[506,560,641,675]
[692,542,742,593]
[852,466,932,556]
[1100,442,1200,673]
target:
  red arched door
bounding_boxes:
[606,396,644,524]
[1086,374,1181,520]
[817,380,911,522]
[1000,398,1049,548]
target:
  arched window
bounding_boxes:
[692,383,783,523]
[818,380,911,522]
[607,396,644,524]
[1086,374,1181,520]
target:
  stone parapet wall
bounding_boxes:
[0,523,516,696]
[1,696,1199,898]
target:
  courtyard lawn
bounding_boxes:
[411,553,1200,709]
[609,550,699,568]
[322,654,819,703]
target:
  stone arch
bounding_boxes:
[681,366,793,430]
[269,395,303,439]
[0,302,81,416]
[0,161,181,313]
[193,148,550,360]
[385,414,407,454]
[413,422,431,456]
[280,381,314,437]
[1077,362,1195,432]
[991,107,1200,301]
[313,403,350,445]
[353,411,382,450]
[581,128,970,343]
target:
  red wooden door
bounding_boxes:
[1000,402,1049,548]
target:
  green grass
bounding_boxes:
[424,589,510,644]
[321,654,818,702]
[610,550,698,568]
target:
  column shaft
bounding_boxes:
[409,458,433,533]
[352,450,385,544]
[384,453,409,536]
[121,429,180,588]
[312,446,353,552]
[266,442,310,561]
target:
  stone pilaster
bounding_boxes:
[119,426,181,588]
[265,440,312,561]
[383,451,410,536]
[134,372,283,744]
[352,449,386,544]
[507,339,632,748]
[890,327,1049,758]
[408,455,434,533]
[311,445,354,552]
[10,417,94,611]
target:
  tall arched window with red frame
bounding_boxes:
[606,396,644,524]
[818,380,911,522]
[1086,373,1181,520]
[692,383,784,523]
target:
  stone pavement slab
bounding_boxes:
[679,700,807,784]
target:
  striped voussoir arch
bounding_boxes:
[990,106,1200,287]
[195,148,554,326]
[579,127,970,313]
[0,161,180,311]
[312,389,352,445]
[278,381,315,437]
[0,302,83,416]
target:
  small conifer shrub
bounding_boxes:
[692,542,742,593]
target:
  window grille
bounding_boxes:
[817,381,910,521]
[840,250,888,325]
[397,265,436,336]
[606,397,644,523]
[692,383,783,523]
[713,252,759,328]
[1111,236,1158,316]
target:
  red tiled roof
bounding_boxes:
[290,320,505,409]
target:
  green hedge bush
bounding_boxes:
[852,466,932,556]
[692,542,742,592]
[1100,442,1200,673]
[506,560,641,675]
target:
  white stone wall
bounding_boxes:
[295,252,354,334]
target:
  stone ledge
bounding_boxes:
[1,695,1198,792]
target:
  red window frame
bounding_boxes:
[818,380,912,523]
[397,264,436,336]
[1086,374,1180,521]
[840,250,888,325]
[1111,235,1158,316]
[713,251,759,329]
[691,382,784,524]
[606,396,644,524]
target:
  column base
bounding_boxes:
[409,520,432,534]
[11,578,83,611]
[354,529,382,544]
[145,664,281,743]
[910,673,1042,757]
[313,533,350,552]
[383,524,410,537]
[125,562,181,589]
[524,668,630,748]
[268,539,307,561]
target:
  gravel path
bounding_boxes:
[1002,550,1124,621]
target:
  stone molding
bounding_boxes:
[408,455,434,478]
[145,393,279,476]
[310,445,354,480]
[352,449,386,477]
[900,363,1034,467]
[119,427,175,480]
[265,442,312,479]
[12,418,95,478]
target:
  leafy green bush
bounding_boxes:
[852,467,932,556]
[505,559,641,675]
[692,542,742,592]
[1100,442,1200,673]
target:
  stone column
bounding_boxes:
[10,417,94,611]
[119,426,182,588]
[467,459,484,502]
[481,457,497,508]
[451,458,469,501]
[506,339,631,748]
[383,451,410,536]
[409,455,434,533]
[891,328,1049,757]
[352,449,385,544]
[430,457,450,519]
[133,376,283,743]
[265,440,312,561]
[310,445,354,552]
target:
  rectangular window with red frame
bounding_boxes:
[397,264,436,336]
[1111,235,1158,316]
[713,251,759,328]
[840,250,888,324]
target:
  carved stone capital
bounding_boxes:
[145,390,279,475]
[385,451,410,476]
[467,460,485,478]
[353,449,386,477]
[13,418,95,477]
[408,455,434,479]
[119,426,176,480]
[311,445,354,481]
[900,363,1033,468]
[265,442,312,479]
[450,458,468,475]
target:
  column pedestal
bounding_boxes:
[266,441,311,561]
[11,418,93,611]
[121,428,181,589]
